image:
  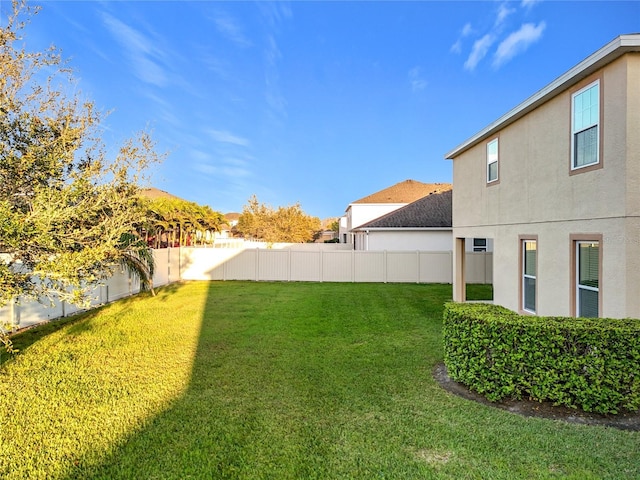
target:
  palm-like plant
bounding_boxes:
[117,232,155,295]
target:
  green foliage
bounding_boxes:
[143,196,225,247]
[0,1,160,320]
[236,194,321,243]
[443,302,640,414]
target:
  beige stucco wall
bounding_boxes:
[452,53,639,318]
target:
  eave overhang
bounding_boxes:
[445,34,640,160]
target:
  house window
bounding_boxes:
[571,80,599,170]
[576,240,599,317]
[522,240,537,313]
[487,138,499,183]
[473,238,487,252]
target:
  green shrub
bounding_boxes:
[442,302,640,414]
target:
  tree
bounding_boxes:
[1,1,161,351]
[236,195,321,243]
[144,197,225,247]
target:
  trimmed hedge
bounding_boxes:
[442,302,640,414]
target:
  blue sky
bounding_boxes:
[16,1,640,219]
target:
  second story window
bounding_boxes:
[487,138,499,184]
[571,80,600,170]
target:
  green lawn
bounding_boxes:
[1,282,638,479]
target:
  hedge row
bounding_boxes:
[442,302,640,414]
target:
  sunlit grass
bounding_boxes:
[0,283,205,479]
[1,282,638,479]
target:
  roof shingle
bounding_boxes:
[351,179,452,204]
[356,189,452,229]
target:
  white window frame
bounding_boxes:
[473,238,487,252]
[522,239,536,314]
[575,240,600,318]
[571,80,600,171]
[486,138,499,183]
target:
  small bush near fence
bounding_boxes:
[442,302,640,414]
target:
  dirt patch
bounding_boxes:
[433,363,640,431]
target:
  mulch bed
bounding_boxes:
[433,363,640,431]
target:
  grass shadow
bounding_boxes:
[4,281,631,479]
[61,282,455,479]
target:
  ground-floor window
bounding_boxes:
[573,237,601,317]
[521,238,537,313]
[473,238,487,252]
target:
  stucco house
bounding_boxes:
[339,179,452,248]
[352,190,453,251]
[446,34,640,319]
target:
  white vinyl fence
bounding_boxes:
[1,245,492,331]
[180,247,492,284]
[0,249,179,331]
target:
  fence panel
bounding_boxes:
[178,247,491,285]
[386,252,419,283]
[225,249,259,280]
[465,252,493,284]
[354,251,385,282]
[290,251,321,282]
[258,249,289,281]
[321,251,354,282]
[420,252,453,283]
[153,248,170,287]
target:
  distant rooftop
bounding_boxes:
[224,212,241,221]
[139,188,182,201]
[351,179,452,205]
[355,189,452,229]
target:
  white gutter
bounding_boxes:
[445,34,640,160]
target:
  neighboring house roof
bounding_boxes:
[224,212,241,222]
[351,179,452,205]
[139,187,182,200]
[445,33,640,160]
[355,190,452,230]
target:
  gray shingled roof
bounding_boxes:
[355,190,452,229]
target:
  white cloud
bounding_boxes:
[408,67,428,92]
[212,11,252,47]
[521,0,541,10]
[495,3,516,27]
[101,12,168,87]
[464,34,495,71]
[258,1,293,29]
[208,129,250,147]
[193,163,251,178]
[493,22,546,68]
[191,148,251,178]
[263,34,287,121]
[450,22,473,54]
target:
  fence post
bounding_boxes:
[416,251,420,284]
[10,299,19,328]
[383,250,388,283]
[351,250,355,283]
[256,248,260,281]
